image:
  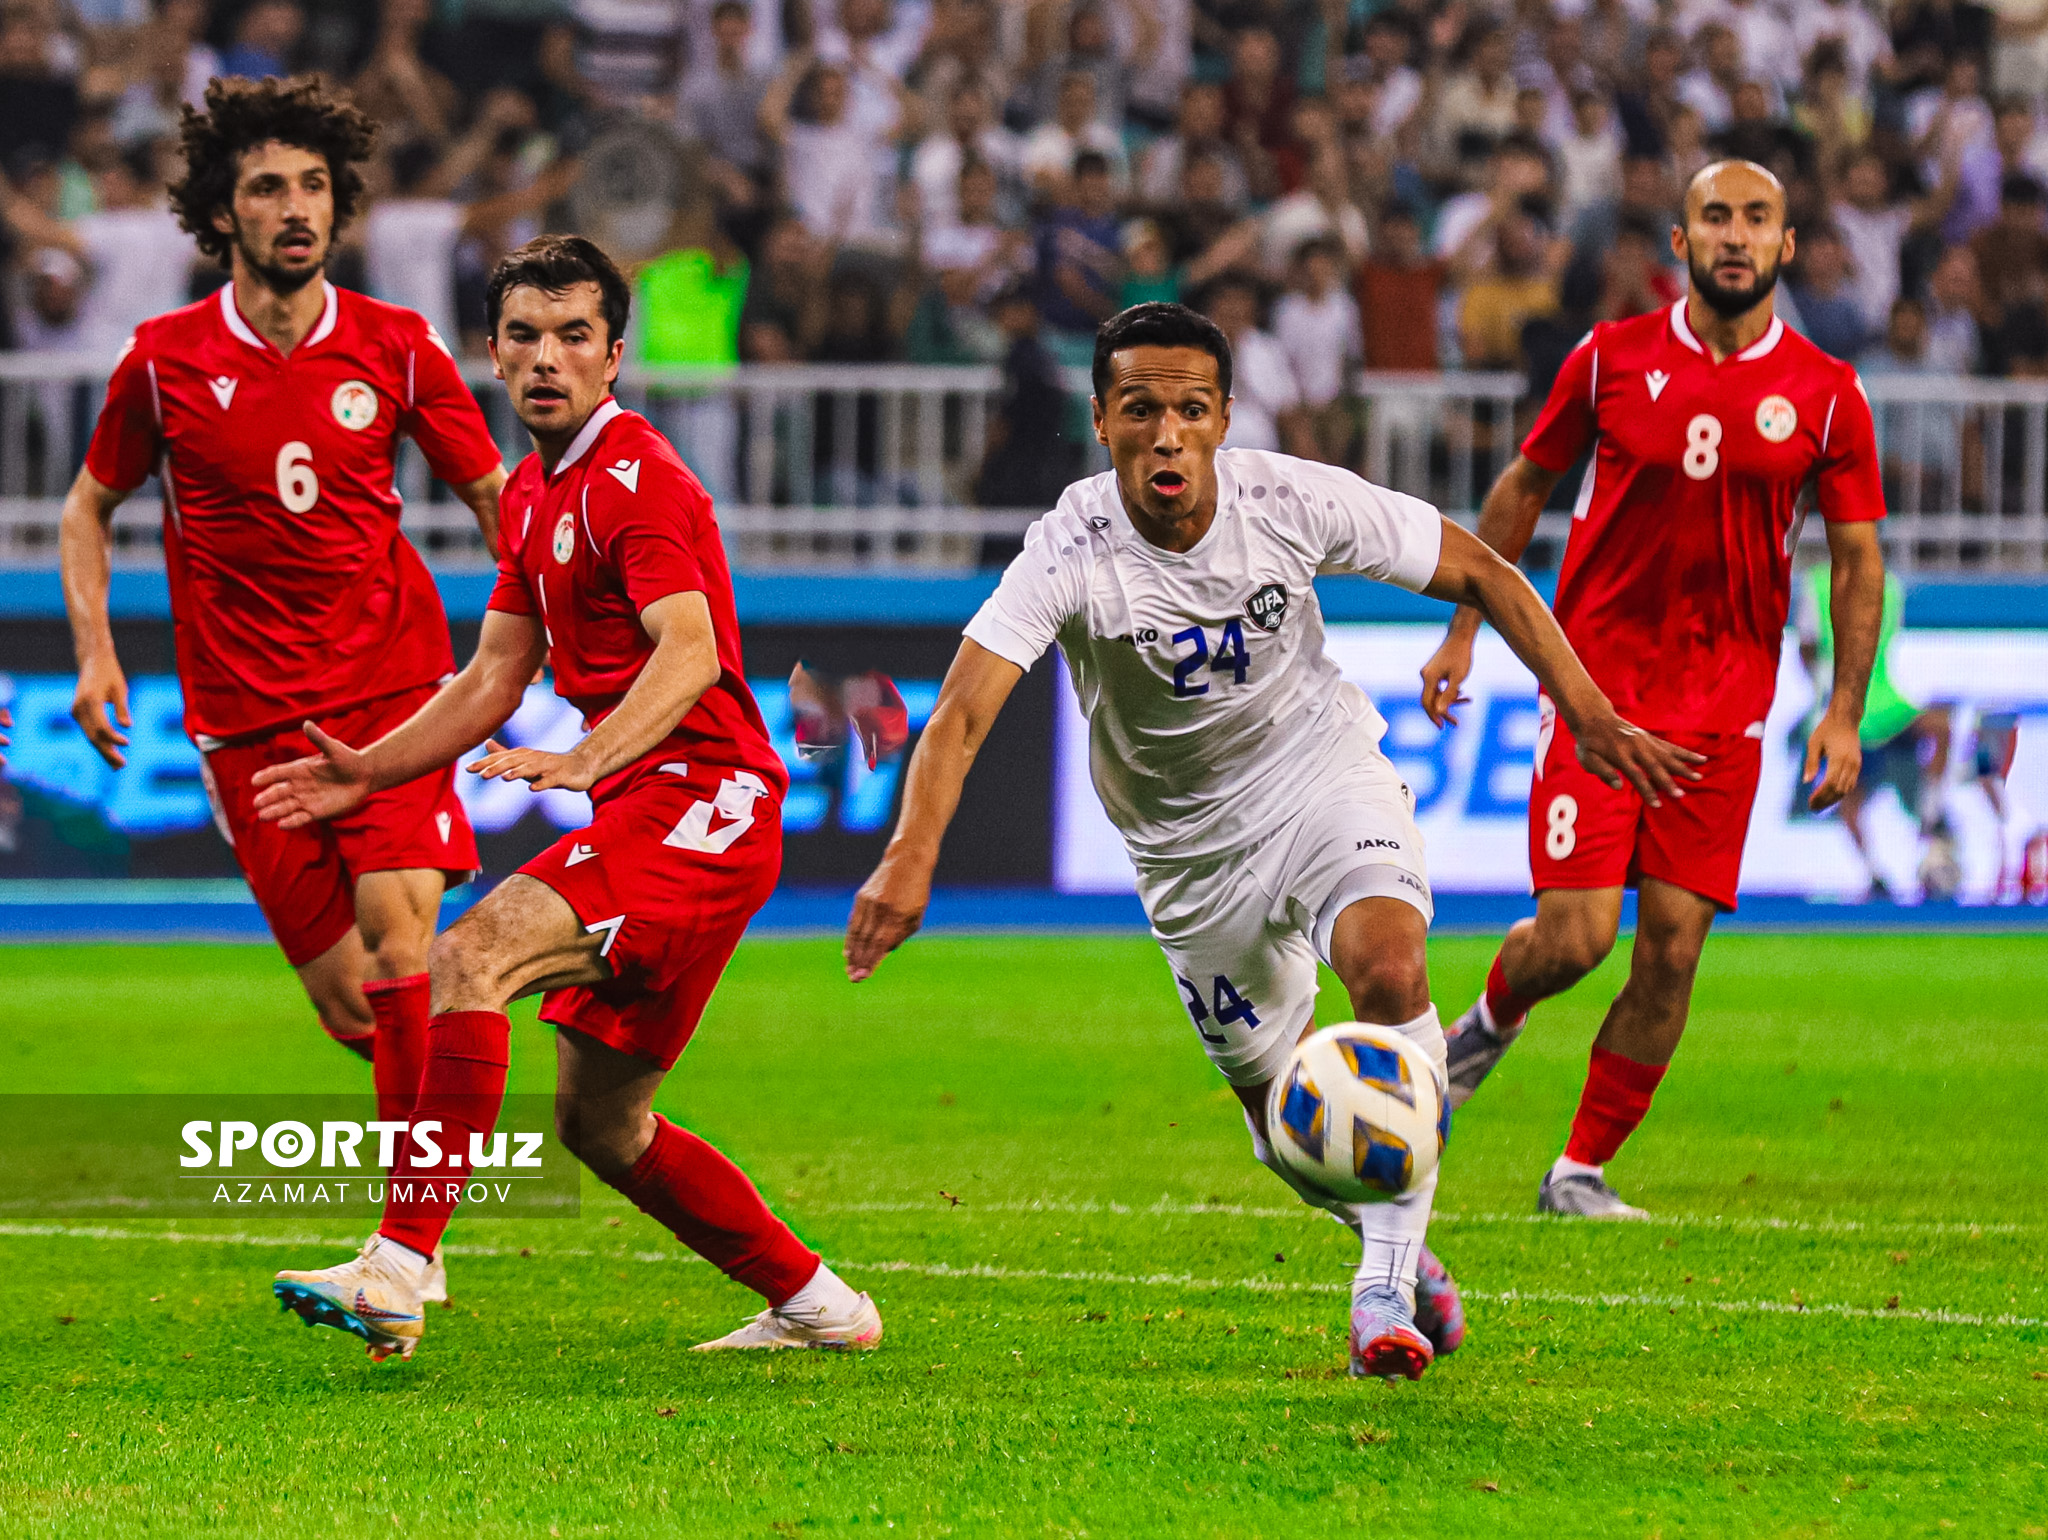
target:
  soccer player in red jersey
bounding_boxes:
[59,79,505,1279]
[1417,161,1889,1218]
[253,236,879,1361]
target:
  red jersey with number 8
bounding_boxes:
[84,282,503,743]
[1519,300,1884,736]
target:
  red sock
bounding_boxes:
[609,1114,819,1305]
[379,1010,509,1258]
[362,972,430,1132]
[326,1026,375,1063]
[1563,1046,1668,1166]
[1484,953,1540,1031]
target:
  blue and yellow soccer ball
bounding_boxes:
[1267,1024,1448,1204]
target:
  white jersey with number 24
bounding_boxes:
[964,448,1444,866]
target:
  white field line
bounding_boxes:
[790,1196,2032,1239]
[3,1222,2040,1333]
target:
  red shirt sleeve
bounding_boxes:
[485,487,535,615]
[402,319,503,488]
[590,461,710,614]
[84,337,160,492]
[1814,367,1886,524]
[1520,329,1600,473]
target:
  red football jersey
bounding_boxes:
[1520,300,1884,735]
[86,282,502,742]
[488,399,786,804]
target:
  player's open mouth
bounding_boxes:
[278,231,315,256]
[526,385,568,406]
[1149,471,1187,496]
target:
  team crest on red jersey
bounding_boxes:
[1755,395,1797,443]
[331,380,378,431]
[552,512,577,564]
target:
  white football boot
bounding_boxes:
[366,1232,448,1303]
[692,1292,884,1352]
[274,1234,427,1361]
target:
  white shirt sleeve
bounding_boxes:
[963,516,1090,669]
[1308,463,1445,592]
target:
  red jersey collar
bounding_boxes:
[548,396,625,478]
[1668,298,1784,361]
[219,279,339,355]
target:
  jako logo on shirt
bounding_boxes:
[553,512,576,564]
[1244,582,1288,633]
[331,381,378,431]
[1755,395,1797,443]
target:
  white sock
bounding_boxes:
[1550,1154,1603,1181]
[1354,1162,1438,1312]
[1473,992,1500,1036]
[375,1234,432,1281]
[1246,1107,1366,1238]
[777,1261,862,1323]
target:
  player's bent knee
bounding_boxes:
[427,926,505,1007]
[1345,952,1430,1023]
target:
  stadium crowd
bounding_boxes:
[4,0,2048,472]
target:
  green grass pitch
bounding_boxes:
[3,933,2046,1538]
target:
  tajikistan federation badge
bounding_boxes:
[331,380,378,431]
[1245,582,1288,632]
[1755,395,1797,443]
[553,511,577,564]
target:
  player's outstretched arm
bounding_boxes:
[59,467,136,769]
[1423,517,1704,806]
[845,638,1024,981]
[1419,455,1561,726]
[466,591,719,792]
[252,608,547,827]
[1805,520,1885,812]
[452,466,509,559]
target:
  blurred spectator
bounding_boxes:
[1592,213,1681,321]
[678,0,776,206]
[1787,221,1870,361]
[1557,88,1621,226]
[1221,26,1295,203]
[1115,212,1257,308]
[1569,151,1671,273]
[1033,147,1121,343]
[220,0,304,80]
[1578,0,1648,87]
[1272,234,1361,462]
[1892,0,1994,94]
[762,55,907,251]
[1137,79,1248,209]
[1023,0,1158,134]
[1455,197,1568,371]
[903,0,1008,136]
[0,7,79,168]
[1792,41,1869,171]
[113,0,220,147]
[1154,148,1244,264]
[1021,70,1126,197]
[1722,0,1799,93]
[1198,271,1303,454]
[1677,23,1745,132]
[1261,145,1368,274]
[1926,242,1985,372]
[1355,15,1423,139]
[1433,133,1550,269]
[1795,0,1892,99]
[1910,53,2000,242]
[1972,174,2048,324]
[1431,22,1516,176]
[740,212,831,359]
[922,155,1031,350]
[1357,200,1444,371]
[1860,294,1967,501]
[911,79,1019,230]
[1833,149,1920,337]
[973,283,1080,510]
[351,0,460,148]
[1614,27,1686,158]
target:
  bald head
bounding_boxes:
[1683,158,1785,222]
[1675,158,1792,321]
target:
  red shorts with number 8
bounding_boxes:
[1526,695,1763,912]
[521,764,782,1069]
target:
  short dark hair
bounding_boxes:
[1091,301,1232,402]
[486,235,632,345]
[1073,148,1111,178]
[710,0,749,19]
[169,76,376,268]
[2003,172,2046,206]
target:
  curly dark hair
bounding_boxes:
[169,76,377,268]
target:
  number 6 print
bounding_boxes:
[664,771,771,854]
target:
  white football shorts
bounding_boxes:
[1134,749,1433,1088]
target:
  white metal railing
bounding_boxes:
[0,353,2043,573]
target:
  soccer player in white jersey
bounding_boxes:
[843,303,1700,1380]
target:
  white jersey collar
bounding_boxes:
[549,396,625,478]
[219,279,339,354]
[1670,298,1784,361]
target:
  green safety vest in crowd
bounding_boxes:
[636,249,749,368]
[1806,564,1921,747]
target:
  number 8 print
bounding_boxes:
[1545,793,1578,859]
[1682,414,1721,480]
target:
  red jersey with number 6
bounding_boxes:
[1520,300,1885,736]
[487,398,786,806]
[85,281,503,743]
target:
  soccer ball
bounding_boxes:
[1267,1023,1447,1205]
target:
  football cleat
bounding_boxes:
[1537,1169,1650,1220]
[1349,1285,1433,1381]
[1412,1245,1466,1356]
[692,1292,884,1353]
[1443,998,1521,1109]
[274,1234,426,1361]
[369,1232,447,1305]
